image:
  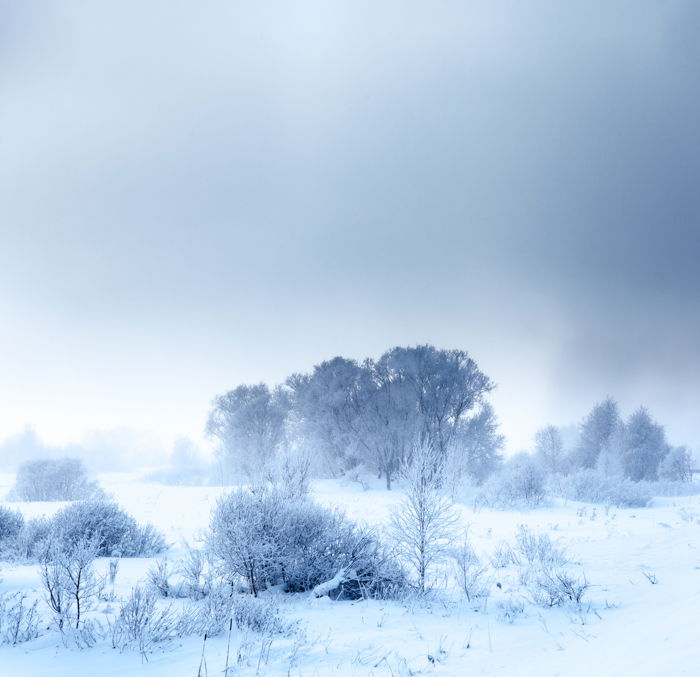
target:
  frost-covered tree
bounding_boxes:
[446,403,504,485]
[350,359,420,489]
[658,445,693,482]
[389,444,459,593]
[216,346,499,490]
[572,398,622,470]
[375,345,495,457]
[534,425,566,475]
[479,452,547,509]
[621,408,669,481]
[38,534,101,632]
[288,347,497,489]
[287,357,367,474]
[594,424,626,477]
[207,384,289,480]
[8,458,104,502]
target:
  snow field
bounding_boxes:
[0,472,699,675]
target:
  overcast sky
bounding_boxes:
[1,1,698,458]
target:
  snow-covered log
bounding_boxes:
[312,567,356,598]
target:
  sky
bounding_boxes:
[1,1,699,461]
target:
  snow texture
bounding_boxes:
[1,472,699,676]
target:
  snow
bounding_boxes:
[1,472,699,675]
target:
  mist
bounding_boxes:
[1,1,698,461]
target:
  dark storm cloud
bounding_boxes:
[1,1,698,450]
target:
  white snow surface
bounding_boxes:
[0,472,699,676]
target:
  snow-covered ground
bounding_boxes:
[1,472,699,676]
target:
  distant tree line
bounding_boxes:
[534,397,693,483]
[207,345,504,489]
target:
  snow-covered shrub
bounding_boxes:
[186,583,235,637]
[279,501,353,591]
[51,501,166,557]
[657,446,693,482]
[490,541,519,568]
[529,567,590,608]
[111,586,178,655]
[208,486,405,598]
[190,586,293,638]
[604,480,652,508]
[450,536,489,602]
[477,453,547,509]
[640,480,700,497]
[113,585,294,656]
[67,617,103,649]
[130,523,168,557]
[390,443,460,594]
[0,507,24,543]
[559,469,651,507]
[147,559,179,598]
[0,508,25,559]
[176,543,212,600]
[227,594,291,635]
[280,502,396,597]
[38,533,103,634]
[8,458,105,502]
[208,487,287,596]
[263,449,312,501]
[40,551,71,632]
[513,525,567,567]
[496,597,526,624]
[0,592,40,645]
[11,516,52,561]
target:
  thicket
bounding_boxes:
[7,458,105,502]
[0,501,166,563]
[208,486,406,599]
[557,469,653,508]
[207,345,503,489]
[476,453,548,509]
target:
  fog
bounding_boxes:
[1,1,698,464]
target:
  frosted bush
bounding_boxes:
[490,541,519,568]
[657,447,693,482]
[263,449,312,501]
[51,501,166,557]
[559,469,651,507]
[147,559,180,598]
[190,586,293,637]
[176,542,212,600]
[208,486,406,598]
[477,454,547,509]
[497,597,526,624]
[529,567,590,608]
[0,508,25,560]
[639,480,700,498]
[11,517,52,561]
[8,458,105,502]
[0,592,40,645]
[38,533,103,634]
[131,523,168,557]
[0,507,24,543]
[514,525,567,567]
[111,586,178,655]
[451,537,490,602]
